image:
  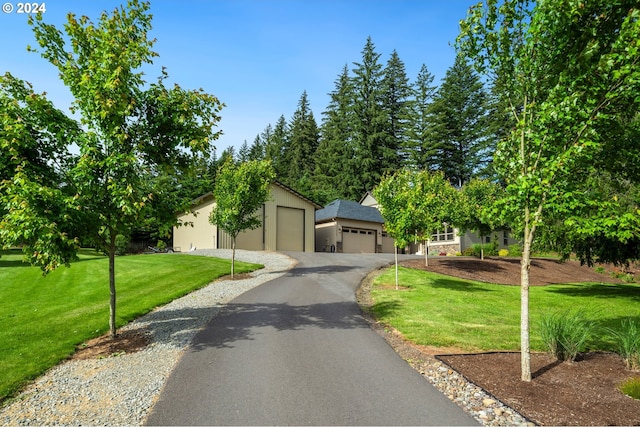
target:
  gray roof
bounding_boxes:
[315,199,384,224]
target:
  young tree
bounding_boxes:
[410,170,461,266]
[373,170,415,289]
[21,0,224,338]
[458,0,640,381]
[374,169,460,288]
[459,178,504,260]
[209,160,275,278]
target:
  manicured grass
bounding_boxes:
[369,266,640,352]
[0,249,262,401]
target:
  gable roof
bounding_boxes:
[183,181,321,211]
[315,199,384,224]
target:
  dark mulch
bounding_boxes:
[439,351,640,426]
[401,256,630,286]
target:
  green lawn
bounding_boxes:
[0,249,262,401]
[369,266,640,352]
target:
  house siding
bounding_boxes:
[173,197,217,252]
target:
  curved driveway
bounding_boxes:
[145,252,477,426]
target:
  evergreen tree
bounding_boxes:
[237,140,250,162]
[429,55,490,186]
[286,90,319,194]
[267,115,289,180]
[405,64,439,170]
[381,50,412,167]
[350,37,392,198]
[248,134,265,161]
[314,65,356,203]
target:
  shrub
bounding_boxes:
[607,319,640,370]
[508,244,522,257]
[538,310,595,362]
[115,234,130,256]
[485,240,499,256]
[462,247,476,257]
[622,273,635,283]
[594,266,606,274]
[619,377,640,400]
[156,240,167,251]
[498,249,509,257]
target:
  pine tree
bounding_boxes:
[314,65,356,203]
[286,91,319,194]
[248,134,265,161]
[430,55,490,186]
[237,140,250,163]
[405,64,439,170]
[350,37,394,197]
[267,115,289,181]
[381,50,412,167]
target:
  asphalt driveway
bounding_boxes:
[145,252,477,426]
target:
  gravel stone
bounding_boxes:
[0,250,531,426]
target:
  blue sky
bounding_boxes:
[1,0,476,153]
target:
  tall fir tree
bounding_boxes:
[405,64,439,170]
[248,134,265,161]
[314,65,356,203]
[429,55,490,186]
[286,91,319,195]
[237,140,250,162]
[267,115,289,181]
[350,37,394,198]
[381,50,412,167]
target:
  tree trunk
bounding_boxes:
[395,245,399,290]
[481,235,485,260]
[424,240,429,267]
[520,238,532,382]
[109,234,117,339]
[231,238,236,279]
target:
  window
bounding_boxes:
[432,226,455,242]
[503,231,509,246]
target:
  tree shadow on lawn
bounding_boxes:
[544,282,640,301]
[430,277,496,293]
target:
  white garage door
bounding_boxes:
[276,206,304,251]
[342,228,376,253]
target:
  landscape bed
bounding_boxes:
[362,257,640,426]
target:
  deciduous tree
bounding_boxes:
[458,0,640,381]
[209,160,274,277]
[20,0,223,338]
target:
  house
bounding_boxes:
[173,182,321,252]
[358,192,518,255]
[315,199,395,253]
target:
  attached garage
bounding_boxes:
[342,227,376,253]
[315,199,387,253]
[173,182,320,252]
